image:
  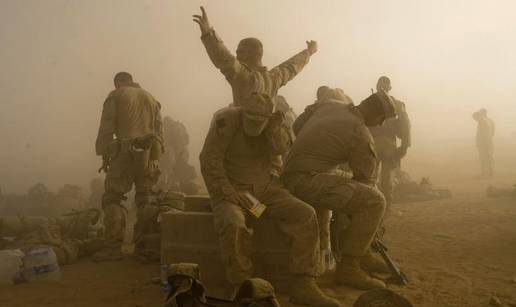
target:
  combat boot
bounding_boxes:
[289,275,342,307]
[93,204,125,262]
[335,256,386,290]
[361,250,390,274]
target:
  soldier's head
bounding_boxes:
[473,108,487,121]
[241,93,274,137]
[316,86,333,102]
[237,38,263,67]
[357,91,396,126]
[113,72,133,89]
[376,76,392,93]
[316,86,354,105]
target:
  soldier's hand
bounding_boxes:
[225,192,253,210]
[306,40,318,55]
[193,6,211,35]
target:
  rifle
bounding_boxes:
[371,233,409,285]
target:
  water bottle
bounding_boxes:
[160,264,171,297]
[22,247,61,282]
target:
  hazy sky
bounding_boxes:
[1,0,515,193]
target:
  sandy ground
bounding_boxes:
[1,140,515,307]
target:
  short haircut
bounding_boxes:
[114,72,133,84]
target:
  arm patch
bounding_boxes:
[216,118,226,129]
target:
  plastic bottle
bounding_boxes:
[22,247,61,282]
[0,249,24,286]
[160,263,171,297]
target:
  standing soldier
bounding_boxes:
[369,76,411,210]
[95,72,163,261]
[159,116,199,194]
[200,93,341,307]
[193,6,317,106]
[283,91,396,290]
[473,108,495,178]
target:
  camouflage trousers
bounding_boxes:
[377,157,396,210]
[212,179,319,285]
[478,145,494,177]
[102,153,159,244]
[283,172,386,258]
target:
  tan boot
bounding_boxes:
[361,251,390,274]
[335,256,386,290]
[289,275,343,307]
[93,205,125,262]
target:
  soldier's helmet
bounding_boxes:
[241,93,275,137]
[362,91,396,120]
[353,289,413,307]
[235,278,281,307]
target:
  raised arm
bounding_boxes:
[194,6,242,81]
[269,40,317,88]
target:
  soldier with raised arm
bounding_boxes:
[193,6,317,106]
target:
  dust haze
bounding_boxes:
[1,0,515,193]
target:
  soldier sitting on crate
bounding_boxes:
[200,93,341,307]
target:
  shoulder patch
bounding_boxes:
[216,118,226,129]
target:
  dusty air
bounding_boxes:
[1,1,516,307]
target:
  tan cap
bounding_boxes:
[235,278,280,307]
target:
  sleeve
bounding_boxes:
[154,102,164,143]
[199,110,238,203]
[348,126,378,185]
[269,49,311,89]
[95,95,117,156]
[394,99,411,148]
[201,29,245,82]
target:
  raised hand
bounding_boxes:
[306,40,318,55]
[192,6,211,35]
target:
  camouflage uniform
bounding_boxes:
[160,117,199,194]
[369,98,411,208]
[199,106,319,285]
[95,82,163,245]
[200,29,313,105]
[283,101,385,260]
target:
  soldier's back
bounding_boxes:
[113,85,160,139]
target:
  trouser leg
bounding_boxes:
[102,154,133,245]
[133,170,160,243]
[379,159,394,210]
[336,184,386,257]
[258,182,319,277]
[212,201,253,285]
[284,173,385,258]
